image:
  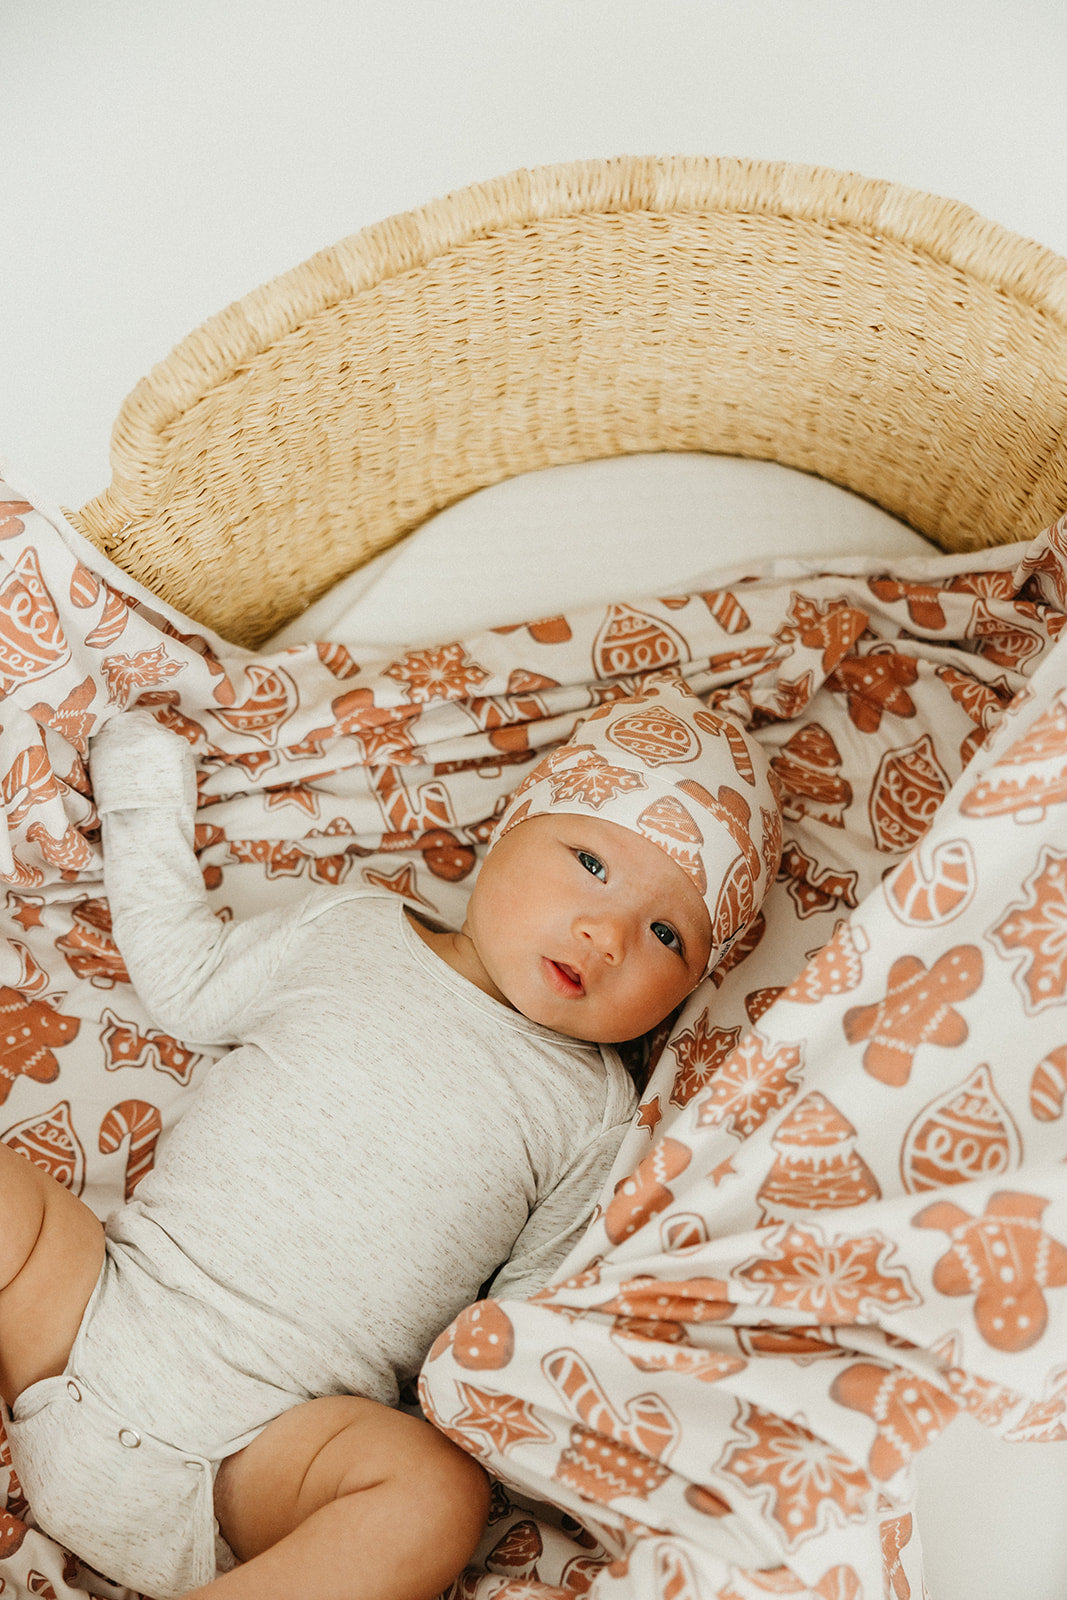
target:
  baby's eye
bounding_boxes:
[576,850,606,881]
[651,921,682,954]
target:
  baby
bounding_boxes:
[0,677,780,1600]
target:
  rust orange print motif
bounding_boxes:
[84,588,131,649]
[69,563,103,604]
[212,663,296,745]
[990,847,1067,1014]
[711,851,757,946]
[868,734,950,854]
[718,1403,871,1549]
[2,744,60,826]
[28,675,98,755]
[385,643,490,702]
[4,938,48,995]
[549,752,647,811]
[426,1301,515,1370]
[941,1366,1020,1431]
[961,693,1067,820]
[596,1275,733,1325]
[695,1032,804,1141]
[543,1348,680,1503]
[304,688,420,761]
[605,1137,691,1244]
[99,1099,163,1198]
[826,650,918,734]
[1003,1389,1067,1444]
[0,501,32,540]
[914,1190,1067,1351]
[637,795,707,896]
[2,1100,85,1193]
[843,946,983,1086]
[738,1222,920,1323]
[436,1381,555,1461]
[692,586,750,634]
[1030,1045,1067,1120]
[1016,513,1067,606]
[418,827,476,882]
[100,1009,204,1083]
[486,1519,543,1574]
[782,593,869,673]
[0,546,71,695]
[746,985,785,1024]
[709,911,766,987]
[881,1511,915,1600]
[900,1064,1022,1192]
[315,640,361,679]
[0,1507,28,1560]
[970,601,1046,670]
[606,706,700,766]
[780,842,858,920]
[677,779,757,871]
[609,1315,747,1385]
[101,644,185,703]
[757,1092,881,1222]
[25,1572,61,1599]
[25,820,93,874]
[667,1009,741,1108]
[694,707,759,783]
[0,1412,31,1524]
[772,722,853,829]
[591,605,689,678]
[886,839,976,926]
[493,615,573,645]
[785,922,867,1005]
[761,799,783,884]
[868,576,947,631]
[371,766,454,839]
[0,989,80,1105]
[830,1362,958,1480]
[650,1546,705,1600]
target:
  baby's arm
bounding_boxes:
[488,1116,632,1301]
[90,712,298,1045]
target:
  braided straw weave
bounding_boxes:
[69,155,1067,648]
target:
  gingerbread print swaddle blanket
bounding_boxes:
[1,478,1066,1600]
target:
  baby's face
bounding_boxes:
[463,813,713,1042]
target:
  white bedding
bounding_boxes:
[267,454,933,650]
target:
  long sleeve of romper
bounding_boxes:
[91,712,300,1047]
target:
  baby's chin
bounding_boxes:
[516,998,673,1046]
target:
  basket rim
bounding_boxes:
[84,152,1067,530]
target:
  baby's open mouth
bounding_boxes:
[545,958,584,995]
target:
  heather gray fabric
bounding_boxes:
[5,715,634,1597]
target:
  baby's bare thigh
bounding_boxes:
[215,1394,490,1565]
[0,1141,105,1407]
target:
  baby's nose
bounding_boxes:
[577,911,627,963]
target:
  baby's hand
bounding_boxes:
[90,710,198,817]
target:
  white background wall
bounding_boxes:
[3,0,1067,512]
[4,7,1067,1599]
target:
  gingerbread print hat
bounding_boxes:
[491,677,783,977]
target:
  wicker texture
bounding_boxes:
[69,155,1067,648]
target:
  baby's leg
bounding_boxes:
[0,1141,104,1407]
[193,1396,489,1600]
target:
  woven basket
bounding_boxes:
[68,155,1067,649]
